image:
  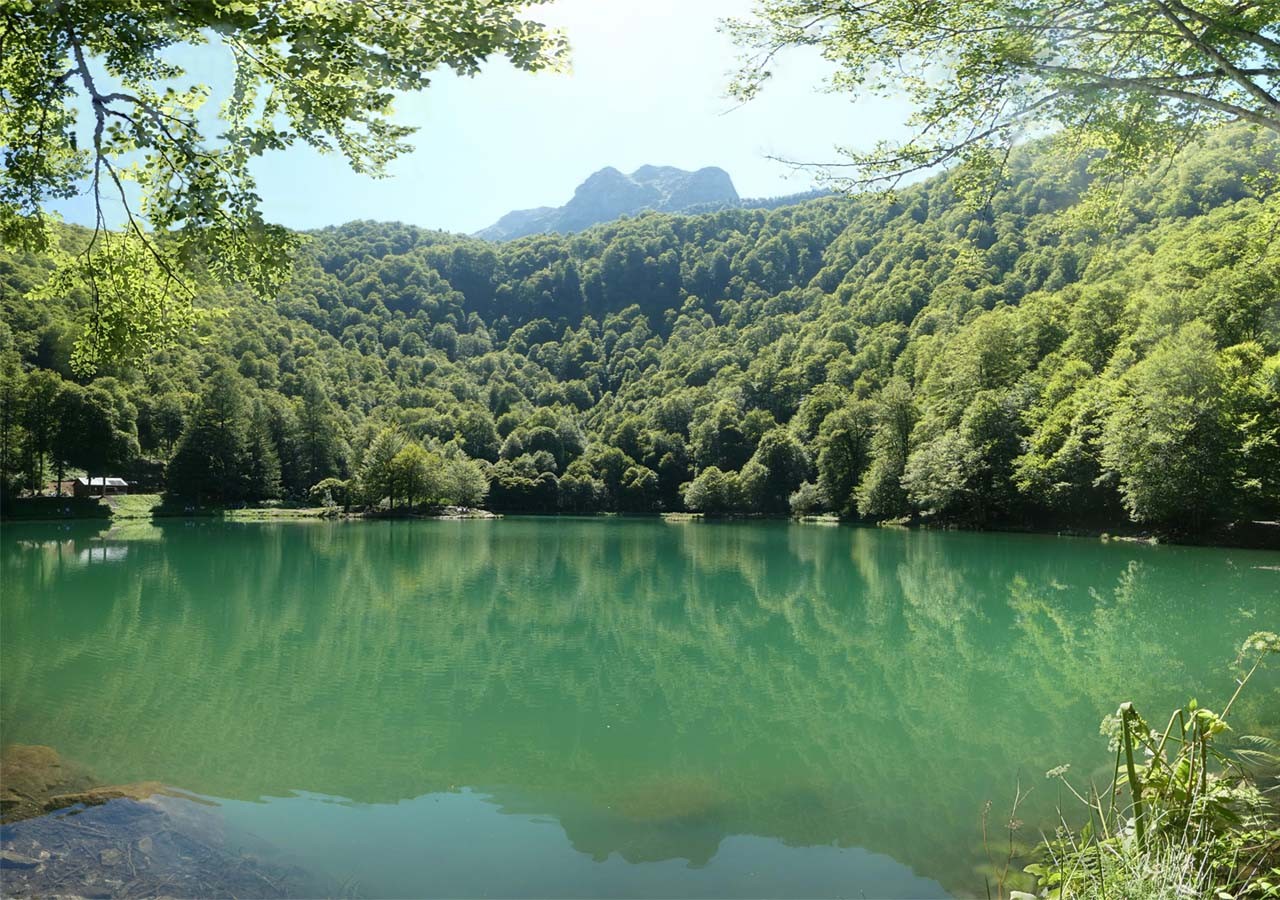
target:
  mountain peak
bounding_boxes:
[477,165,740,241]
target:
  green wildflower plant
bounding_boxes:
[1027,632,1280,899]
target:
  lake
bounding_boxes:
[2,517,1278,898]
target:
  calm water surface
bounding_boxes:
[2,518,1278,897]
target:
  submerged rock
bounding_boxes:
[45,780,207,816]
[0,744,97,823]
[0,744,321,898]
[1,745,206,824]
[0,850,40,868]
[609,773,727,823]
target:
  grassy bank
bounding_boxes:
[1,493,335,522]
[1,494,501,523]
[1004,632,1280,900]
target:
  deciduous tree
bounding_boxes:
[1,0,567,369]
[729,0,1280,191]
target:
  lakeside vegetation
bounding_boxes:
[3,128,1278,539]
[1,491,502,524]
[1013,632,1280,900]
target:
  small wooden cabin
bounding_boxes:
[73,477,129,498]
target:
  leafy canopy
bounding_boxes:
[727,0,1280,189]
[0,0,567,371]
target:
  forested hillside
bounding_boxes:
[2,127,1277,536]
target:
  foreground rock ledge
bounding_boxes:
[0,744,202,824]
[0,744,314,898]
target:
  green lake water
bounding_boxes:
[2,517,1278,898]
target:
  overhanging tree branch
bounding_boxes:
[1031,62,1280,132]
[727,0,1280,190]
[1150,0,1280,113]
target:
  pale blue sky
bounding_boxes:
[56,0,912,236]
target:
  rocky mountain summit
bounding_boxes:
[477,165,740,241]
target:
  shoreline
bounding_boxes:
[3,496,1276,550]
[0,495,502,525]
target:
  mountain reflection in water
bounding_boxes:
[3,518,1278,897]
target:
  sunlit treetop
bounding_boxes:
[0,0,568,372]
[727,0,1280,192]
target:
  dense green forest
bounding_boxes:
[1,127,1277,535]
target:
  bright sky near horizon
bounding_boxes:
[54,0,913,236]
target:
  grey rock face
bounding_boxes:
[477,165,739,241]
